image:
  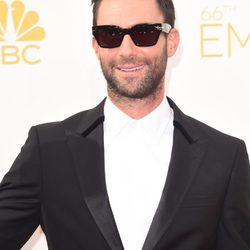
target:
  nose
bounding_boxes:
[118,34,137,57]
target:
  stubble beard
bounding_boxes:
[100,48,168,102]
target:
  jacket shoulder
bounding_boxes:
[32,107,95,142]
[186,114,245,153]
[167,97,244,147]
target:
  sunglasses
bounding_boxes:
[92,23,172,48]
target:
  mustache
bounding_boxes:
[110,56,151,67]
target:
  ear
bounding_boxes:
[167,28,180,57]
[92,36,100,60]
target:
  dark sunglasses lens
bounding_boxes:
[132,25,161,46]
[95,26,123,48]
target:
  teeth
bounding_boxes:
[120,66,143,72]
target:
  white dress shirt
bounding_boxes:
[104,97,174,250]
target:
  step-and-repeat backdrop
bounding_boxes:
[0,0,249,249]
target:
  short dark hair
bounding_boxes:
[91,0,175,27]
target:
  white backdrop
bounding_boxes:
[0,0,249,249]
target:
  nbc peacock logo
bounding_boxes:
[0,0,46,64]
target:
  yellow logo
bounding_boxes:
[200,5,250,58]
[0,0,46,64]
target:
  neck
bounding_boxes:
[107,84,165,120]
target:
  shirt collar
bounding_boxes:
[104,97,173,142]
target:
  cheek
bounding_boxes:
[141,37,167,57]
[143,49,167,64]
[99,50,116,61]
[155,35,167,51]
[99,52,117,69]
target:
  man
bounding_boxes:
[0,0,249,249]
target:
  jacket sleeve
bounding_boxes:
[216,140,250,249]
[0,126,42,250]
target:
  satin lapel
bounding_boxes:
[66,121,123,250]
[142,125,207,250]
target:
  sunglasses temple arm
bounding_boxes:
[159,23,172,33]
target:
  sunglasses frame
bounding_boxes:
[92,23,172,48]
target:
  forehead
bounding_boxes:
[96,0,164,27]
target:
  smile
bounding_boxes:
[118,65,144,72]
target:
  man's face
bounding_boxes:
[93,0,178,100]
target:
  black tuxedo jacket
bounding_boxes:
[0,98,249,250]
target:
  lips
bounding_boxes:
[117,65,144,72]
